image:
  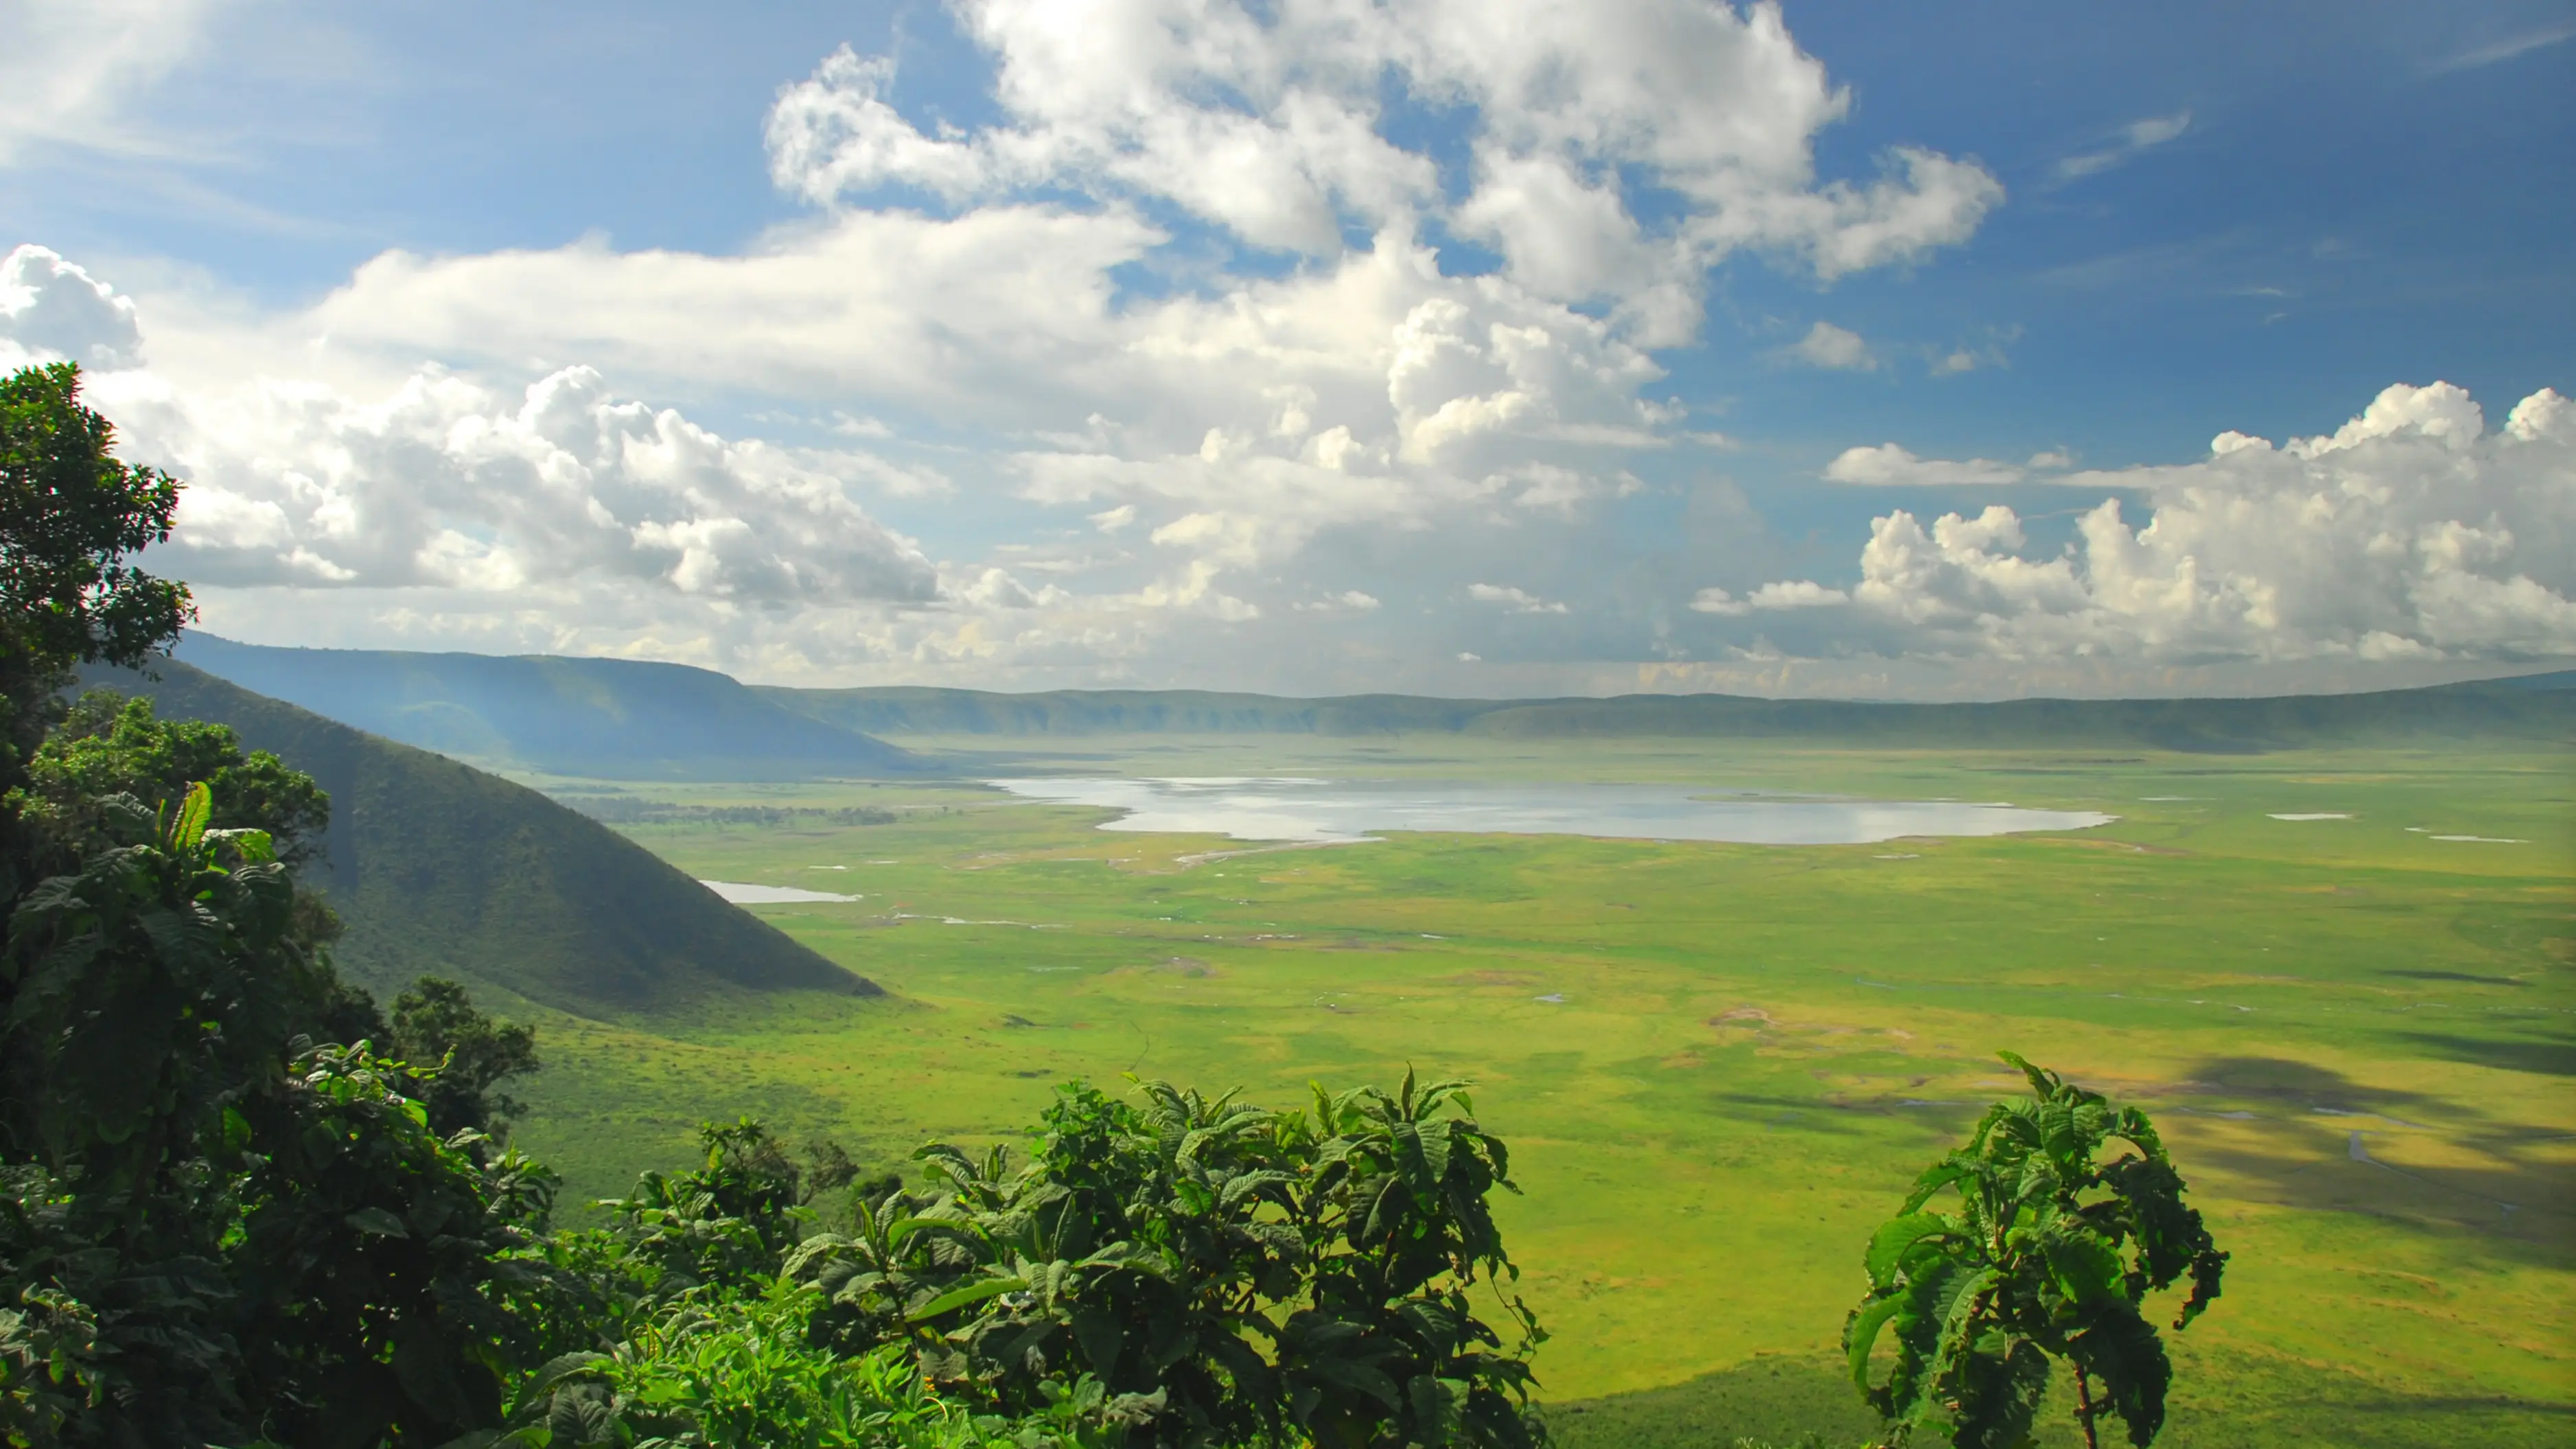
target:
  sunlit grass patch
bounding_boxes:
[500,739,2573,1442]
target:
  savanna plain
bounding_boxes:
[496,736,2574,1448]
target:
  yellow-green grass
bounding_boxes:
[494,739,2575,1446]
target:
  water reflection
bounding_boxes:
[988,777,2113,845]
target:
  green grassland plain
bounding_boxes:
[496,736,2575,1448]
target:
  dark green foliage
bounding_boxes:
[779,1073,1546,1449]
[594,1119,815,1310]
[0,784,561,1445]
[0,364,566,1447]
[0,364,193,777]
[20,690,332,870]
[491,1075,1546,1449]
[78,656,879,1010]
[227,1044,560,1448]
[1843,1054,2227,1449]
[3,787,313,1189]
[393,977,545,1138]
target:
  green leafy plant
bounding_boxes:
[228,1043,563,1447]
[786,1071,1546,1449]
[1843,1054,2226,1449]
[19,691,332,871]
[494,1278,1141,1449]
[2,778,561,1446]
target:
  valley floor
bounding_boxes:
[494,737,2575,1448]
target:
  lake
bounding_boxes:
[987,776,2114,845]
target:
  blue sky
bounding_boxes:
[3,0,2571,696]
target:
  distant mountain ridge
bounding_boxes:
[761,673,2576,752]
[175,635,919,781]
[81,658,879,1013]
[170,635,2575,757]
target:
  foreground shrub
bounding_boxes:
[779,1074,1546,1449]
[1843,1054,2227,1449]
[1,785,556,1446]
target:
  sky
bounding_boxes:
[3,0,2572,699]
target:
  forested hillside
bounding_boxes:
[84,657,878,1012]
[763,674,2576,750]
[174,633,921,780]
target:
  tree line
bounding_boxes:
[0,362,2223,1449]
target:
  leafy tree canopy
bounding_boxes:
[392,976,545,1139]
[1844,1053,2227,1449]
[771,1074,1547,1449]
[19,689,332,869]
[0,363,192,776]
[0,785,554,1445]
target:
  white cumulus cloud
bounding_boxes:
[765,0,2000,320]
[1822,443,2026,486]
[1785,320,1874,371]
[124,362,940,606]
[1691,580,1849,614]
[1468,582,1570,614]
[1,245,146,371]
[1766,382,2576,663]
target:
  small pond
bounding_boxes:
[700,881,861,904]
[987,777,2113,846]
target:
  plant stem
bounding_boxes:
[2074,1362,2100,1449]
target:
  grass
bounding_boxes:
[491,736,2575,1446]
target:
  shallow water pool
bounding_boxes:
[700,880,861,904]
[988,776,2113,846]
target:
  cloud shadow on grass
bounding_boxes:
[2173,1056,2572,1255]
[2391,1030,2576,1078]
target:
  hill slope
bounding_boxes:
[175,634,920,781]
[81,658,879,1013]
[761,674,2576,751]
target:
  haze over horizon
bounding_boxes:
[5,0,2572,700]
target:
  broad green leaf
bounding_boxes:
[1068,1303,1124,1378]
[907,1275,1028,1321]
[346,1206,410,1238]
[1843,1293,1905,1392]
[1864,1212,1951,1284]
[171,779,212,851]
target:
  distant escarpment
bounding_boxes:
[175,634,923,780]
[758,673,2576,752]
[81,658,879,1014]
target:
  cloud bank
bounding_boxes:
[1747,382,2576,664]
